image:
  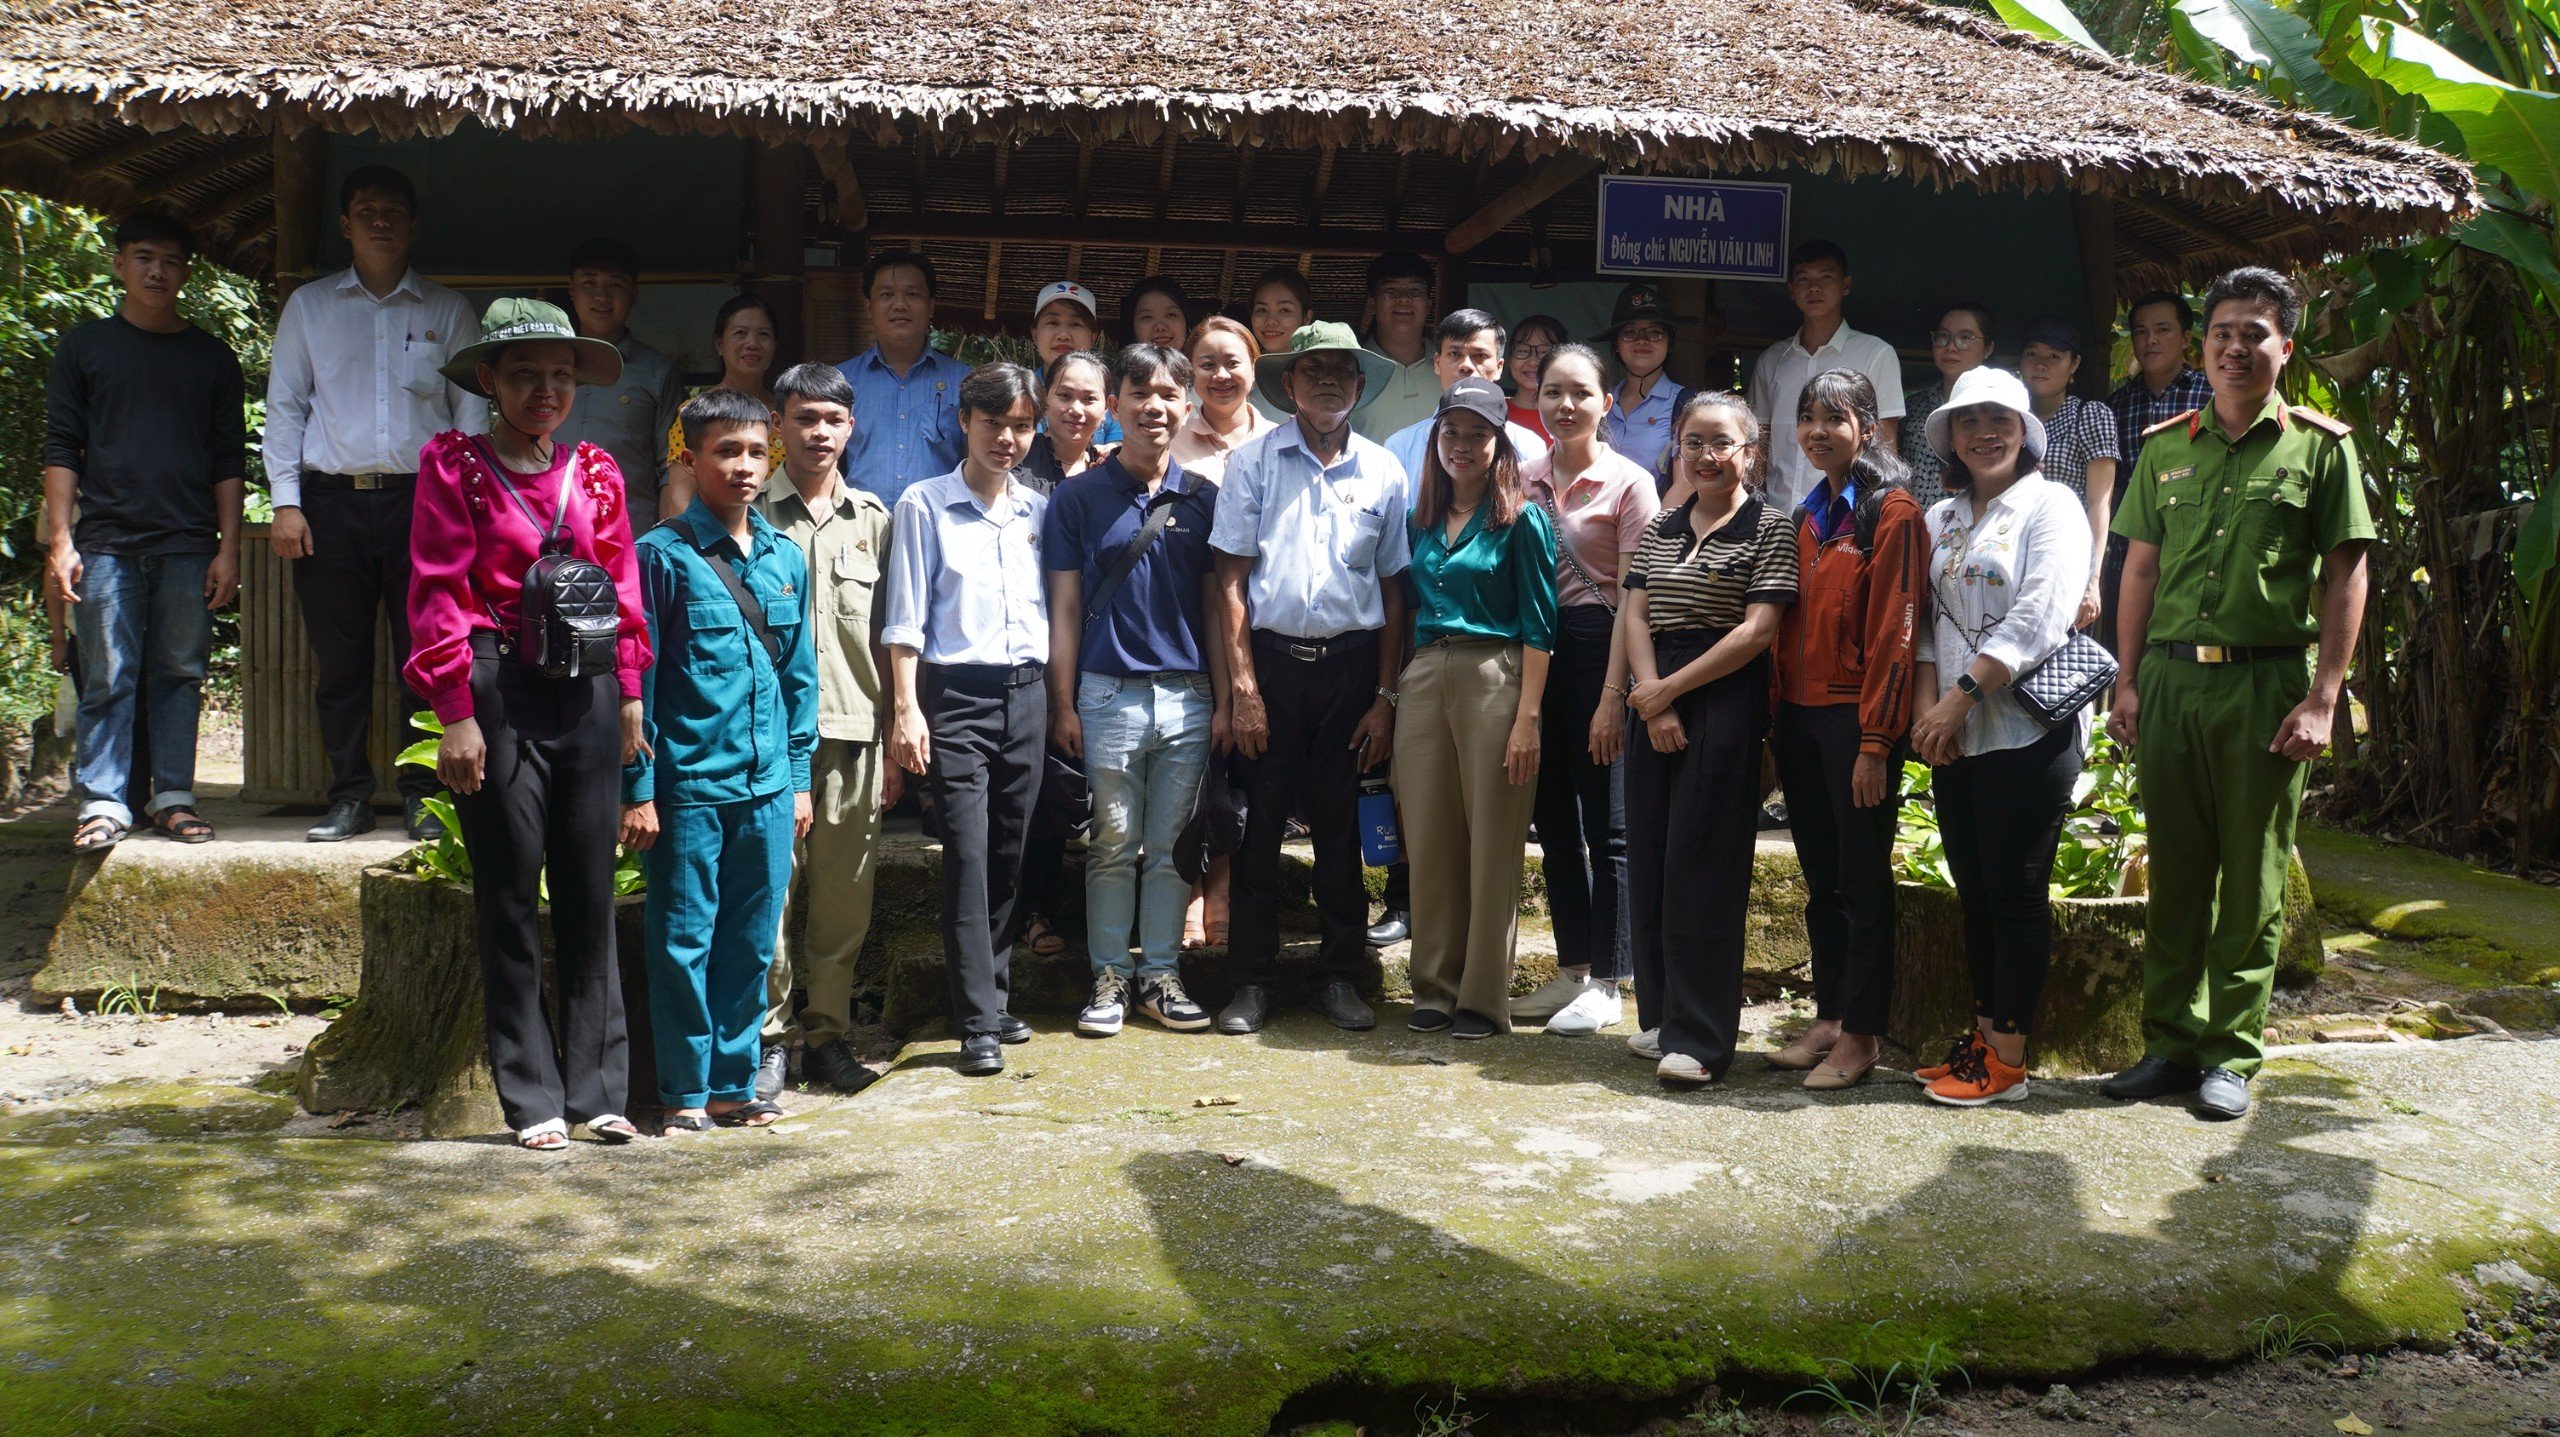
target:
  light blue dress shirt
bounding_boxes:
[1384,414,1549,504]
[839,345,971,507]
[1603,380,1681,480]
[881,468,1050,666]
[1209,421,1413,640]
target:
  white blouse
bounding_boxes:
[1914,472,2093,757]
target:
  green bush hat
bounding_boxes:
[439,297,624,398]
[1253,320,1399,415]
[1590,282,1678,345]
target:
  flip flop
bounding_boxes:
[73,815,126,853]
[588,1116,641,1145]
[713,1099,784,1128]
[660,1112,714,1136]
[149,806,215,844]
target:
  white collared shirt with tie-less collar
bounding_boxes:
[263,266,487,507]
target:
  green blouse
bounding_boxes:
[1405,500,1559,651]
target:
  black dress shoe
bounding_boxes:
[2100,1056,2203,1101]
[1365,910,1411,947]
[956,1034,1006,1076]
[404,797,447,842]
[1310,978,1375,1031]
[1217,983,1273,1035]
[1407,1008,1454,1033]
[1450,1010,1499,1040]
[2196,1067,2251,1119]
[306,799,376,843]
[993,1014,1034,1045]
[803,1039,879,1094]
[756,1043,791,1100]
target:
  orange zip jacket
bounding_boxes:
[1776,482,1926,756]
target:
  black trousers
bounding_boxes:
[2095,532,2130,658]
[1624,633,1767,1077]
[1775,701,1901,1036]
[1934,722,2083,1035]
[1019,747,1089,921]
[449,650,628,1130]
[1533,603,1630,980]
[294,481,436,805]
[1233,630,1379,983]
[924,662,1047,1036]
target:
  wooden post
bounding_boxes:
[272,122,325,303]
[2071,192,2119,399]
[750,140,809,368]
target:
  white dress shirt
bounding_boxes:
[1210,420,1412,639]
[881,468,1050,666]
[1914,471,2093,757]
[263,268,486,507]
[1384,413,1548,504]
[1747,322,1906,513]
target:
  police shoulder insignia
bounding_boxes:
[2143,411,2196,438]
[2289,406,2353,438]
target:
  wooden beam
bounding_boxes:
[85,127,203,173]
[1446,154,1600,255]
[983,240,1003,322]
[2071,193,2119,400]
[2119,194,2265,260]
[870,211,1462,259]
[133,135,270,203]
[810,137,868,233]
[199,170,272,227]
[750,141,809,367]
[271,126,324,298]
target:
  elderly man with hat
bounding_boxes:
[1208,321,1413,1035]
[1595,283,1690,478]
[2017,315,2123,631]
[404,296,650,1150]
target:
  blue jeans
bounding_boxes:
[73,551,212,827]
[1078,671,1213,981]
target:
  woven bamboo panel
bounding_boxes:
[239,522,411,807]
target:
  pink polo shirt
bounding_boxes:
[1519,446,1660,609]
[404,431,652,722]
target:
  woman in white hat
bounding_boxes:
[407,298,652,1150]
[1906,366,2093,1109]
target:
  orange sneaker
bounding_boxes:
[1924,1044,2029,1106]
[1912,1029,1987,1086]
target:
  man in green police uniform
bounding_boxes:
[2102,267,2373,1120]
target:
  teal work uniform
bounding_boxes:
[2112,395,2374,1077]
[626,504,819,1108]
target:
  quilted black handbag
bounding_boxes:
[485,444,621,681]
[2010,630,2118,728]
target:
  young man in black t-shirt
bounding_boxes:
[43,210,245,851]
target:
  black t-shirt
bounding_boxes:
[43,315,246,555]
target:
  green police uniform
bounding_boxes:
[2112,394,2374,1077]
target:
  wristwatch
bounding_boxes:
[1377,687,1400,707]
[1955,672,1983,699]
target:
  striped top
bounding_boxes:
[1624,494,1799,633]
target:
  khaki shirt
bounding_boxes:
[757,480,891,742]
[2112,394,2375,648]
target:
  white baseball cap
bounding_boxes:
[1034,280,1098,321]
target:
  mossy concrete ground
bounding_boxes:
[2,1015,2551,1436]
[2299,823,2560,992]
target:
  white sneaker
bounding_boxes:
[1625,1028,1663,1061]
[1656,1052,1715,1086]
[1077,973,1128,1037]
[1510,972,1593,1022]
[1544,985,1623,1036]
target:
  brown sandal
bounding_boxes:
[150,806,215,844]
[73,815,127,853]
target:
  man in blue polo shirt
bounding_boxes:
[837,248,969,506]
[1044,343,1228,1038]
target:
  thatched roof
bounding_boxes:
[0,0,2476,281]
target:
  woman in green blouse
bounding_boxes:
[1393,377,1559,1039]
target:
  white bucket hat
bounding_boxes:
[1924,366,2047,467]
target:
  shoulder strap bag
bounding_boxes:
[2009,629,2118,728]
[1084,485,1186,623]
[1533,473,1618,617]
[700,543,789,671]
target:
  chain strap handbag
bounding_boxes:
[2009,630,2118,728]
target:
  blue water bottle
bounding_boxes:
[1358,774,1404,866]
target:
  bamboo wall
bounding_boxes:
[239,521,411,806]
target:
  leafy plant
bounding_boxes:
[2050,731,2145,898]
[2248,1310,2344,1362]
[1412,1386,1480,1437]
[1893,760,1953,887]
[1786,1322,1970,1437]
[399,709,647,897]
[94,976,160,1017]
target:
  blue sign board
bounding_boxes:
[1594,176,1792,283]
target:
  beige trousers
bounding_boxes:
[1392,639,1536,1031]
[766,737,884,1046]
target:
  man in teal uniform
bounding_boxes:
[2103,267,2374,1119]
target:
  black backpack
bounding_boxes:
[481,441,620,680]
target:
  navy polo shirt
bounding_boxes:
[1041,456,1220,677]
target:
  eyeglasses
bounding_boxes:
[1376,283,1432,303]
[1512,343,1557,362]
[1930,330,1985,350]
[1678,436,1749,458]
[1617,325,1671,345]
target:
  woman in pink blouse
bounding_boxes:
[1507,342,1660,1038]
[407,298,652,1152]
